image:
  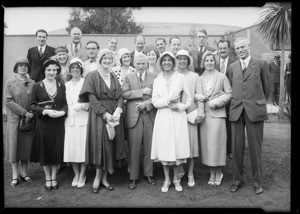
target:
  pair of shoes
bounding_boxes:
[20,175,33,183]
[45,179,52,191]
[72,177,79,187]
[214,173,223,186]
[173,180,183,192]
[161,181,171,193]
[230,182,243,193]
[77,177,86,188]
[144,176,156,185]
[51,179,59,190]
[254,186,264,195]
[128,180,138,190]
[10,178,19,187]
[188,175,195,187]
[101,183,114,191]
[208,179,215,186]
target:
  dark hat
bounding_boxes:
[13,57,31,74]
[40,59,61,76]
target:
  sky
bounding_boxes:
[4,7,265,35]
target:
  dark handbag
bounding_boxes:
[18,116,35,133]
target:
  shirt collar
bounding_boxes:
[38,45,46,52]
[240,55,251,67]
[198,45,206,52]
[73,43,80,49]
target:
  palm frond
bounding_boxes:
[256,3,291,50]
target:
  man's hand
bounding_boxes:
[142,87,152,95]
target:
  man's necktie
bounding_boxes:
[220,60,225,73]
[39,47,43,57]
[242,60,247,76]
[139,73,143,84]
[74,44,78,54]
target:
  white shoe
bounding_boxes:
[161,181,171,193]
[188,175,195,187]
[77,177,86,188]
[72,177,79,187]
[214,173,223,186]
[173,180,183,192]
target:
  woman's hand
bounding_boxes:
[47,110,65,118]
[195,93,208,102]
[25,111,34,121]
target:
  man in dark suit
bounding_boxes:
[269,54,281,105]
[66,27,89,63]
[215,39,236,159]
[27,29,55,82]
[129,35,146,67]
[228,37,270,195]
[189,29,216,76]
[122,53,157,190]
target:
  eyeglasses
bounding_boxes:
[197,36,207,39]
[87,48,98,51]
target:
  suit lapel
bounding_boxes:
[243,58,255,81]
[41,45,50,61]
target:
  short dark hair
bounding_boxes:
[35,29,48,37]
[198,29,208,36]
[217,39,230,48]
[169,37,181,45]
[155,37,166,44]
[86,40,100,49]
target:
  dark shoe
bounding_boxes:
[10,178,19,187]
[92,187,100,193]
[45,180,52,191]
[51,179,59,190]
[144,176,156,185]
[230,182,243,193]
[128,180,137,190]
[101,183,114,191]
[254,186,264,195]
[21,175,33,183]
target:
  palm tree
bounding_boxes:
[256,2,291,120]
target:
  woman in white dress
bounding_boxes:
[195,51,232,186]
[175,49,204,187]
[64,58,90,188]
[111,48,135,86]
[151,51,191,193]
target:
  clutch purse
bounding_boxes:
[37,100,54,109]
[187,109,203,124]
[19,116,35,133]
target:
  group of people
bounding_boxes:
[5,26,272,195]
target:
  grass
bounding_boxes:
[2,114,291,211]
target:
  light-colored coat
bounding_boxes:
[122,70,157,128]
[197,70,232,118]
[66,43,89,63]
[228,57,270,122]
[151,72,191,162]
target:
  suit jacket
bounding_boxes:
[215,56,236,79]
[122,70,157,128]
[228,57,270,122]
[27,45,56,82]
[269,61,280,84]
[189,45,216,76]
[197,71,232,118]
[66,42,89,63]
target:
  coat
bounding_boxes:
[197,70,232,118]
[66,43,89,63]
[228,57,270,122]
[27,45,56,82]
[122,70,157,128]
